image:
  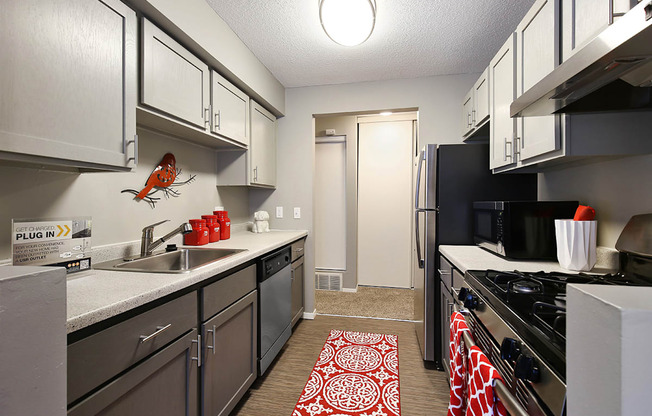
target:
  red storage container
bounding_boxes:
[213,210,231,240]
[184,219,209,246]
[201,215,221,243]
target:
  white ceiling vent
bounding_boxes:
[315,271,343,291]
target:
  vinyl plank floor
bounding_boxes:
[231,315,449,415]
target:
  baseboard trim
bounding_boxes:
[303,309,317,320]
[342,286,358,293]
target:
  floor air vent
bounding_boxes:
[315,271,342,291]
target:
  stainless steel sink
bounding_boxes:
[94,248,247,274]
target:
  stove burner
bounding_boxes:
[510,279,543,294]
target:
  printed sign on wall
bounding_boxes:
[12,217,92,273]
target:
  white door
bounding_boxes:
[314,136,347,270]
[358,120,413,288]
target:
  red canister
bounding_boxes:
[184,219,209,246]
[201,215,221,243]
[213,210,231,240]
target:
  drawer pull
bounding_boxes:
[192,334,202,367]
[139,323,172,343]
[438,269,451,276]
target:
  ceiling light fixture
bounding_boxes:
[319,0,376,47]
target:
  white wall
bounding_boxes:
[539,154,652,248]
[0,128,249,260]
[249,74,478,314]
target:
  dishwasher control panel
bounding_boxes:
[259,247,291,281]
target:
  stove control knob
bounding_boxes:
[500,338,521,361]
[458,287,468,301]
[463,294,479,310]
[515,354,540,382]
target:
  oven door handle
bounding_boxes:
[452,304,529,416]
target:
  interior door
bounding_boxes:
[358,120,413,288]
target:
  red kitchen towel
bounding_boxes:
[448,312,471,416]
[465,345,508,416]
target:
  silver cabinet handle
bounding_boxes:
[295,248,304,253]
[467,113,472,127]
[504,138,512,161]
[472,109,476,125]
[206,325,216,355]
[125,134,138,165]
[204,107,211,127]
[192,334,202,367]
[139,323,171,343]
[514,136,521,161]
[214,110,221,130]
[253,166,258,182]
[438,269,450,276]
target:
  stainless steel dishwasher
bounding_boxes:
[258,246,292,375]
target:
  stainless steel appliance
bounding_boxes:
[258,247,292,375]
[473,201,579,260]
[512,1,652,116]
[413,144,537,366]
[454,214,652,416]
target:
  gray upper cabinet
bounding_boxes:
[515,0,562,163]
[249,101,277,187]
[141,18,210,129]
[461,68,489,139]
[489,34,517,170]
[0,0,137,171]
[211,71,250,146]
[561,0,638,61]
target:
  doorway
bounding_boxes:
[357,116,415,288]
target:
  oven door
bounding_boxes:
[472,202,503,255]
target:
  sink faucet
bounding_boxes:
[140,220,193,257]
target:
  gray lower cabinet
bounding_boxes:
[440,280,454,379]
[201,265,258,416]
[68,329,200,416]
[202,290,258,416]
[291,256,305,326]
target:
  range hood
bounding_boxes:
[511,0,652,117]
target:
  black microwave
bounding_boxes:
[473,201,579,259]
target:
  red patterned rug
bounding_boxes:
[292,330,400,416]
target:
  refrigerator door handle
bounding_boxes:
[415,149,425,209]
[415,210,425,269]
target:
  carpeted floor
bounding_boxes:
[315,286,415,321]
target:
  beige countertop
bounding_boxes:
[439,245,617,274]
[66,230,307,333]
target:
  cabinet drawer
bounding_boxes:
[203,264,256,319]
[291,239,305,262]
[452,268,465,291]
[68,292,197,404]
[439,255,454,289]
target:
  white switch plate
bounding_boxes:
[293,207,301,219]
[275,206,283,218]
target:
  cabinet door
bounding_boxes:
[202,290,257,416]
[561,0,637,61]
[0,0,137,170]
[211,71,250,146]
[291,257,305,327]
[142,19,210,129]
[68,330,199,416]
[461,90,474,137]
[250,101,277,187]
[516,0,561,162]
[473,68,490,126]
[489,34,517,170]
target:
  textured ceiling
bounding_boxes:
[205,0,536,88]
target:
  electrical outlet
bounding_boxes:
[293,207,301,219]
[276,206,283,218]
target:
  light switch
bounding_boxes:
[276,206,284,218]
[293,207,301,219]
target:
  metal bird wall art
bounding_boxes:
[122,153,196,208]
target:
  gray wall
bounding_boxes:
[250,73,478,314]
[539,154,652,248]
[0,128,249,260]
[315,116,358,289]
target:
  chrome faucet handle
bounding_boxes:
[142,219,169,232]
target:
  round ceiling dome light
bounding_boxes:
[319,0,376,46]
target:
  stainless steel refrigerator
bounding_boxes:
[413,143,537,368]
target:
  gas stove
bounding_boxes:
[456,214,652,416]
